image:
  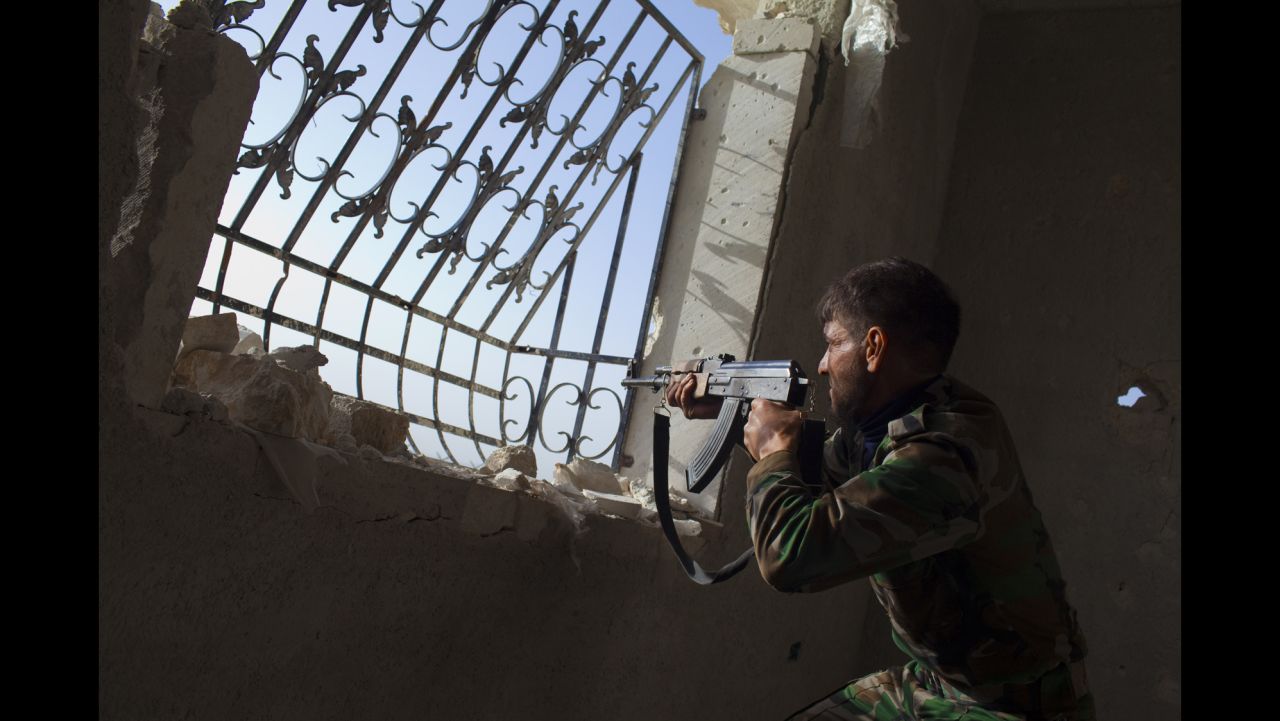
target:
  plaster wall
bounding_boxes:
[738,0,982,672]
[931,7,1181,719]
[99,402,874,721]
[619,18,821,518]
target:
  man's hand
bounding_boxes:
[664,373,724,419]
[744,398,802,461]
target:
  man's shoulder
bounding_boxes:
[886,375,1005,442]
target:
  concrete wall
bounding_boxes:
[97,6,872,718]
[100,403,876,721]
[619,17,822,518]
[932,6,1181,719]
[732,0,984,675]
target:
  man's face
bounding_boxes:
[818,318,873,426]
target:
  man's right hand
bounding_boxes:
[665,373,725,419]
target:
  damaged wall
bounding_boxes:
[100,403,875,720]
[931,6,1181,720]
[99,4,873,718]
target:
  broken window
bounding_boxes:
[188,0,711,476]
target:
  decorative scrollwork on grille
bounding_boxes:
[202,0,706,472]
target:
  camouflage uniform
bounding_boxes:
[746,375,1094,721]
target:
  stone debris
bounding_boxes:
[178,312,239,360]
[160,386,230,422]
[171,349,332,440]
[480,468,530,493]
[233,324,263,356]
[527,478,591,532]
[325,393,410,454]
[266,345,328,376]
[550,463,589,500]
[483,444,538,478]
[358,444,383,460]
[581,489,643,520]
[562,458,628,494]
[625,474,695,516]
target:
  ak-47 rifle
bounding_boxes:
[623,354,826,584]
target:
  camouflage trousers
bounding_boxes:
[784,661,1096,721]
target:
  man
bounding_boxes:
[666,258,1093,721]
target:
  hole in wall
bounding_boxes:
[1116,385,1146,407]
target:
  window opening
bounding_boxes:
[192,0,711,473]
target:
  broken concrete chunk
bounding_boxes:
[582,489,643,520]
[551,463,589,500]
[233,324,263,356]
[483,444,538,478]
[625,475,694,514]
[565,458,628,494]
[674,518,703,538]
[481,468,530,493]
[266,345,328,376]
[324,394,410,454]
[171,349,332,440]
[179,312,239,359]
[358,444,383,460]
[528,478,588,532]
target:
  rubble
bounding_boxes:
[581,489,643,520]
[233,324,263,355]
[560,458,628,494]
[178,312,238,360]
[325,393,410,454]
[266,344,328,376]
[483,444,538,478]
[171,349,332,440]
[480,468,531,492]
[160,386,229,422]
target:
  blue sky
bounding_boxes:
[160,0,731,473]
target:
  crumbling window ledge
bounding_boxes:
[132,404,722,556]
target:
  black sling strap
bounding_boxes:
[652,410,754,585]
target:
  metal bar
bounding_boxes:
[193,288,504,400]
[371,0,562,292]
[402,411,501,447]
[510,346,631,365]
[486,24,683,339]
[634,0,703,64]
[322,1,514,277]
[214,1,378,314]
[428,325,460,463]
[254,0,307,78]
[442,14,666,342]
[212,225,514,349]
[265,2,444,352]
[199,0,707,467]
[614,58,701,468]
[416,1,616,316]
[569,154,640,465]
[524,249,577,449]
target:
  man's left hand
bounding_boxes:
[744,398,802,462]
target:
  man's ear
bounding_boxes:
[865,326,886,372]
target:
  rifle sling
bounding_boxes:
[653,410,754,585]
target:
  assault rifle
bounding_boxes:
[623,354,826,584]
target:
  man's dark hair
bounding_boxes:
[817,257,962,372]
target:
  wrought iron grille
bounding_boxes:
[194,0,703,471]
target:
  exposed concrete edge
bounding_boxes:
[743,52,825,364]
[130,404,726,554]
[733,17,822,58]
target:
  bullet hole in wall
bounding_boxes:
[1116,385,1146,407]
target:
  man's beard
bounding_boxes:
[830,355,876,427]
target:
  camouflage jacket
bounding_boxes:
[746,375,1089,694]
